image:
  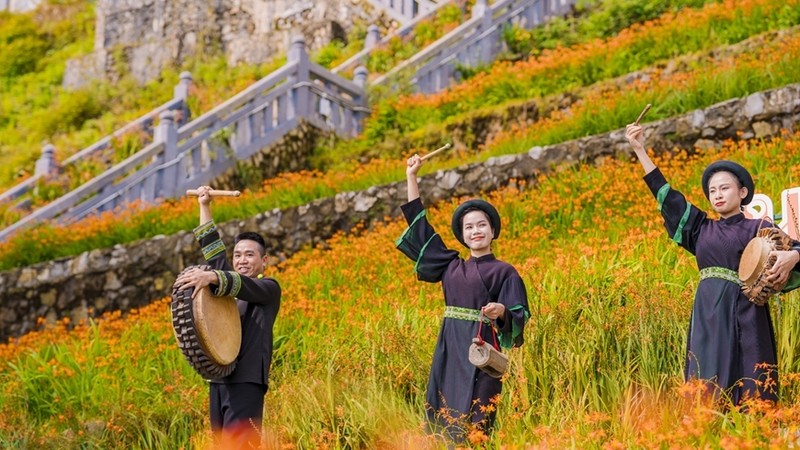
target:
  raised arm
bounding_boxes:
[406,154,423,202]
[625,124,656,175]
[195,185,214,225]
[175,186,228,298]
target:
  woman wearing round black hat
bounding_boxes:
[395,153,530,442]
[626,123,800,405]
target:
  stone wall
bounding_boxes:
[63,0,385,87]
[1,83,799,341]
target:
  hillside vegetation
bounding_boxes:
[0,0,799,269]
[3,0,800,447]
[2,133,800,447]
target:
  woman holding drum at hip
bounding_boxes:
[625,120,800,405]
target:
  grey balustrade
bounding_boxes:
[333,2,452,77]
[0,0,576,242]
[0,72,192,206]
[0,37,368,241]
[372,0,576,93]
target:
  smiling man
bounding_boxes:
[175,185,281,448]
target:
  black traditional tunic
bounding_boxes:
[644,169,800,404]
[396,198,530,439]
[193,220,282,386]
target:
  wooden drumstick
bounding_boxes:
[186,189,241,197]
[634,104,652,126]
[420,143,452,161]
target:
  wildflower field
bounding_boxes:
[3,0,800,267]
[3,133,800,448]
[5,0,800,448]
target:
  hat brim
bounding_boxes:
[451,199,501,248]
[701,160,755,205]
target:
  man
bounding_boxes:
[175,185,281,448]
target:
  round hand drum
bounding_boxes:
[739,227,793,305]
[171,265,242,379]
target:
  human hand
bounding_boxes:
[625,124,645,152]
[174,267,218,299]
[194,185,213,206]
[482,302,506,320]
[406,154,423,177]
[767,249,800,286]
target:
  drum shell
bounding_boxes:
[171,265,242,379]
[739,228,793,305]
[469,340,508,379]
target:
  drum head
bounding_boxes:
[193,287,242,365]
[171,265,242,379]
[739,237,771,285]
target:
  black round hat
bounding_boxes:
[701,160,754,205]
[450,199,501,248]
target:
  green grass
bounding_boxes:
[3,133,800,447]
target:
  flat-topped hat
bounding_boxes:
[451,199,501,247]
[701,160,755,205]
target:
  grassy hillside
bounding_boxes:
[2,132,800,448]
[2,5,800,269]
[0,0,475,196]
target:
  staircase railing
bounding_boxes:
[333,0,451,77]
[0,38,368,241]
[0,0,579,242]
[372,0,576,93]
[0,74,191,206]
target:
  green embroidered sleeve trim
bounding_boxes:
[212,270,227,296]
[782,271,800,293]
[414,234,439,274]
[656,183,670,212]
[671,200,691,245]
[498,304,530,350]
[202,239,226,261]
[193,220,217,241]
[230,272,242,298]
[394,209,427,247]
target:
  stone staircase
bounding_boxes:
[0,0,576,241]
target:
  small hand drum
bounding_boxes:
[171,265,242,379]
[739,228,794,305]
[469,338,508,379]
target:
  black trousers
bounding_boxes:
[210,382,267,448]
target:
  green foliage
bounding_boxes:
[365,3,467,74]
[29,88,106,138]
[314,39,346,68]
[0,14,50,78]
[522,0,716,56]
[312,24,368,69]
[367,0,800,145]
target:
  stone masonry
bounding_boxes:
[63,0,385,87]
[1,83,799,341]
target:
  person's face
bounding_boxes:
[233,240,266,277]
[708,171,747,218]
[462,210,494,254]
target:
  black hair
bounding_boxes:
[706,169,743,190]
[460,207,492,229]
[235,232,267,256]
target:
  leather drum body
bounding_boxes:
[739,228,793,305]
[171,265,242,379]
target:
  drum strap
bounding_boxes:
[444,306,492,323]
[699,266,742,286]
